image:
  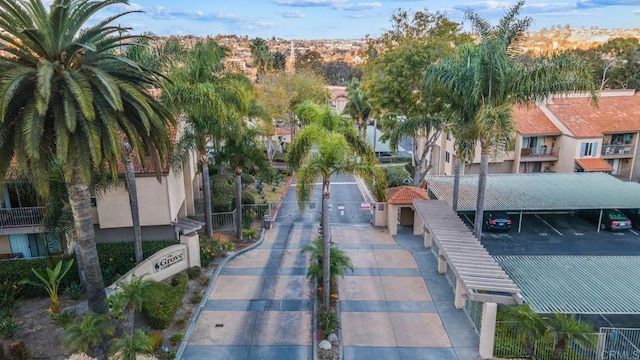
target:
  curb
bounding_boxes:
[271,175,295,220]
[175,227,267,360]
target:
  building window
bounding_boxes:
[580,142,598,157]
[445,151,450,163]
[446,132,451,141]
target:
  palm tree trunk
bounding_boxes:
[552,338,567,360]
[235,167,243,240]
[124,155,143,264]
[412,136,423,187]
[321,178,331,312]
[201,158,213,238]
[452,158,461,212]
[67,167,108,315]
[474,153,489,240]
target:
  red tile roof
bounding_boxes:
[513,104,561,135]
[548,94,640,138]
[386,186,429,205]
[575,158,613,172]
[275,127,291,136]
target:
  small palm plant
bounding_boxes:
[501,304,546,357]
[62,312,114,356]
[20,259,74,314]
[544,313,595,360]
[108,276,152,336]
[109,329,154,360]
[301,238,354,287]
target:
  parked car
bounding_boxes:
[483,212,512,231]
[620,209,640,230]
[579,209,632,231]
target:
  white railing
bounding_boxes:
[495,321,603,359]
[0,207,45,229]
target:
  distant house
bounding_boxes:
[327,86,348,113]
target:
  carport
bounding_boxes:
[413,199,523,359]
[496,255,640,314]
[425,172,640,233]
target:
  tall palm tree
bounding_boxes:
[343,78,371,138]
[215,121,271,240]
[0,0,174,314]
[286,101,385,311]
[250,37,273,78]
[164,39,252,238]
[426,1,597,239]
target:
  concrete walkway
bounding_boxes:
[181,223,315,360]
[180,222,481,360]
[335,223,482,360]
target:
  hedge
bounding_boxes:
[0,240,178,299]
[141,273,188,329]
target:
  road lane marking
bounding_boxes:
[534,214,563,236]
[630,229,639,236]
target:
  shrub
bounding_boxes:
[62,312,114,353]
[189,293,203,305]
[64,282,83,300]
[0,318,18,339]
[141,275,188,330]
[97,241,178,285]
[49,308,76,328]
[211,175,235,213]
[242,229,258,240]
[199,277,210,287]
[19,259,75,314]
[0,255,78,299]
[7,341,28,360]
[186,266,201,280]
[0,280,19,319]
[221,241,235,252]
[169,333,184,347]
[199,236,223,268]
[242,209,255,230]
[318,311,339,336]
[148,332,164,351]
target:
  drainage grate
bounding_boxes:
[215,324,224,328]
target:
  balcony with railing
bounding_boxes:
[602,144,635,158]
[0,207,45,229]
[519,146,559,162]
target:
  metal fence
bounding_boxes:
[495,321,604,360]
[0,207,45,228]
[599,327,640,360]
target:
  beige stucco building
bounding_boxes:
[0,122,203,258]
[427,90,640,182]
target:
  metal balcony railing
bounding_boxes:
[602,144,634,156]
[520,146,559,157]
[0,207,45,228]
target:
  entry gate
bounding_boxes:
[275,201,372,224]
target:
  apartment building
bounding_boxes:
[433,89,640,182]
[0,124,203,259]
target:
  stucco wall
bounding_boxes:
[167,167,187,220]
[94,225,176,243]
[96,176,171,228]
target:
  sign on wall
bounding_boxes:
[154,249,185,273]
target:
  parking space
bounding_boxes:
[458,211,640,256]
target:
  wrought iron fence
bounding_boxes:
[599,327,640,360]
[495,321,603,359]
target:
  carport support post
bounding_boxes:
[518,210,523,233]
[424,230,432,248]
[479,302,497,359]
[597,208,603,233]
[454,278,466,309]
[413,210,424,235]
[437,255,447,274]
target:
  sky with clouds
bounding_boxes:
[104,0,640,39]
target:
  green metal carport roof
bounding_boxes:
[425,172,640,212]
[496,256,640,314]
